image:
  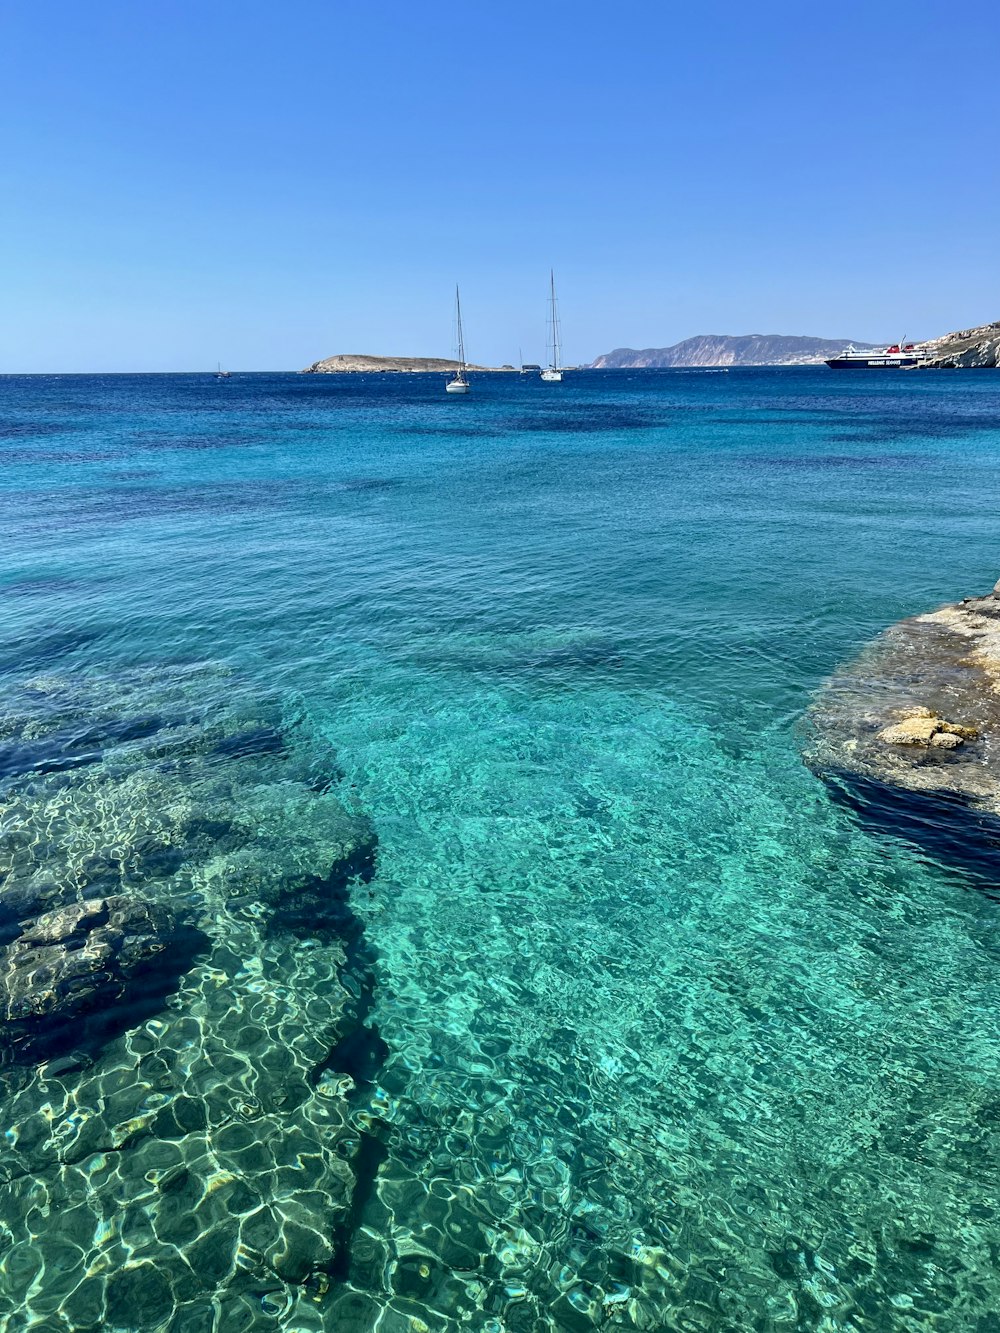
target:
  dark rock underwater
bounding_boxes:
[0,664,390,1323]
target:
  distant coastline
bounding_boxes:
[302,319,1000,376]
[590,334,873,369]
[591,320,1000,369]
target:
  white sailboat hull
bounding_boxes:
[446,379,470,393]
[540,369,562,382]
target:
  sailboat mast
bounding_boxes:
[455,285,466,372]
[549,270,560,370]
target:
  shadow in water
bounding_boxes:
[0,628,104,675]
[273,854,391,1284]
[0,713,169,786]
[820,766,1000,900]
[1,919,210,1069]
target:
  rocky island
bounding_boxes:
[806,580,1000,869]
[302,354,513,373]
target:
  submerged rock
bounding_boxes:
[0,666,378,1065]
[0,665,389,1322]
[0,894,205,1062]
[0,919,364,1323]
[806,580,1000,863]
[203,791,377,923]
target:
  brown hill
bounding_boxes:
[302,354,506,373]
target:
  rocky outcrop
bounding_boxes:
[806,581,1000,866]
[302,353,503,373]
[874,709,975,749]
[915,320,1000,369]
[590,334,874,369]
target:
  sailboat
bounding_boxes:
[215,362,231,380]
[540,270,563,382]
[446,286,470,394]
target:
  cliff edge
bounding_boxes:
[914,321,1000,369]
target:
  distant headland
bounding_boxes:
[914,320,1000,368]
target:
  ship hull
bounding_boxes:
[824,356,923,369]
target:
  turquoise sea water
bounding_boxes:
[2,367,1000,1332]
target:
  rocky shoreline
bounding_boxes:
[913,320,1000,370]
[806,581,1000,869]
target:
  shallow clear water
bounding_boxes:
[2,368,1000,1332]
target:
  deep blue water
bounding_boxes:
[2,367,1000,1332]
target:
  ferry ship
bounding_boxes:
[825,341,926,369]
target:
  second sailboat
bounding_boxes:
[541,270,563,382]
[446,286,470,394]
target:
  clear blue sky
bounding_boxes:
[3,0,998,371]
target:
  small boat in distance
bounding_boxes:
[446,287,470,394]
[541,270,563,382]
[215,363,231,379]
[825,340,925,369]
